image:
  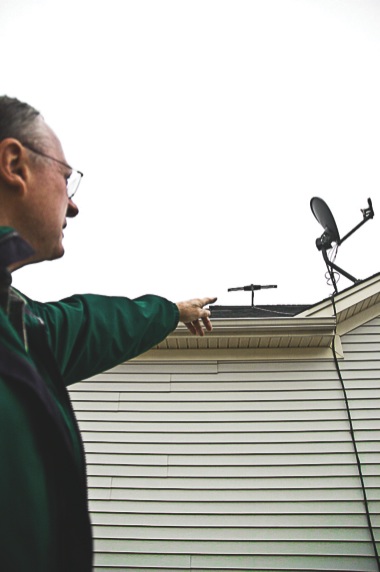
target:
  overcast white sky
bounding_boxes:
[1,0,380,307]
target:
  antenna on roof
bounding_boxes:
[310,197,374,295]
[228,284,277,307]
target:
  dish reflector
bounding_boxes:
[310,197,340,247]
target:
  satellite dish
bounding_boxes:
[310,196,374,294]
[310,197,340,249]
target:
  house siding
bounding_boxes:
[69,317,380,571]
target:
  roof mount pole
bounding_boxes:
[321,248,359,296]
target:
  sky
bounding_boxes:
[1,0,380,308]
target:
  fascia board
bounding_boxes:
[299,274,380,319]
[142,316,339,361]
[173,317,336,338]
[136,345,340,362]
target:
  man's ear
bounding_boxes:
[0,138,30,194]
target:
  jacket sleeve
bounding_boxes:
[27,293,179,386]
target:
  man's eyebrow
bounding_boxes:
[58,160,73,175]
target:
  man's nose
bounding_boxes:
[66,198,79,218]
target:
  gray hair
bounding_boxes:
[0,95,45,149]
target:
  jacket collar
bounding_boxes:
[0,227,35,270]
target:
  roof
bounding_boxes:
[210,304,312,319]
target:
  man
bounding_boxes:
[0,95,216,572]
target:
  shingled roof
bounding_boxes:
[210,304,312,319]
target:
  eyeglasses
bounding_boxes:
[22,143,83,200]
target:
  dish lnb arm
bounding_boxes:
[339,197,374,245]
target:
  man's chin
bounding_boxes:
[31,244,65,264]
[48,245,65,261]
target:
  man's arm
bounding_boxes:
[26,293,216,386]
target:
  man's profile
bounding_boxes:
[0,95,215,571]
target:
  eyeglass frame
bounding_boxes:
[21,142,83,200]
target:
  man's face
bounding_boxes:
[21,121,79,263]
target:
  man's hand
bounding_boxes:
[176,297,217,336]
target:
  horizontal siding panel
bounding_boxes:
[343,347,380,356]
[191,554,377,571]
[105,487,380,503]
[216,358,371,372]
[83,382,170,392]
[107,362,219,374]
[83,440,378,455]
[93,552,378,572]
[169,380,380,391]
[92,526,380,541]
[88,466,168,477]
[95,553,189,568]
[92,567,377,572]
[91,538,375,555]
[87,454,168,466]
[75,371,380,387]
[93,525,378,541]
[70,380,380,394]
[74,401,119,411]
[107,395,374,410]
[90,513,376,527]
[115,396,380,411]
[82,373,171,382]
[116,387,378,400]
[108,475,380,490]
[79,419,380,432]
[73,399,380,413]
[81,429,380,443]
[166,465,378,478]
[90,499,380,516]
[85,452,380,467]
[77,409,380,423]
[169,371,361,382]
[88,488,110,500]
[89,499,380,515]
[90,499,380,520]
[71,392,117,401]
[343,333,380,342]
[86,464,378,478]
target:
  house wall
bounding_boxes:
[69,317,380,571]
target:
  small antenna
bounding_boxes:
[310,197,374,294]
[228,284,277,307]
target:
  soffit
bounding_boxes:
[140,317,337,361]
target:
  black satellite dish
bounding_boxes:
[310,197,340,249]
[310,196,374,294]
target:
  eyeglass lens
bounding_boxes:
[67,170,82,199]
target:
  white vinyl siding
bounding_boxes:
[70,317,380,571]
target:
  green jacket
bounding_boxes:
[0,227,179,572]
